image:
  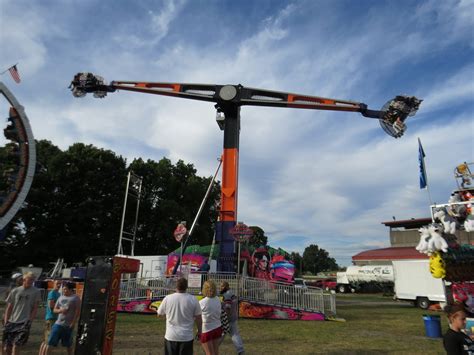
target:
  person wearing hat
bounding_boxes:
[2,272,41,355]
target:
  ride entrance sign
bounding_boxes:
[230,222,253,243]
[230,222,253,275]
[174,223,187,242]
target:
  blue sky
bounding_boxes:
[1,0,473,266]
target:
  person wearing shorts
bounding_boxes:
[39,280,61,355]
[45,282,81,355]
[199,280,222,355]
[2,272,41,355]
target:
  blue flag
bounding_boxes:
[418,138,427,189]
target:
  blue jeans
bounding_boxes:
[220,320,244,353]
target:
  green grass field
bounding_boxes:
[113,294,446,354]
[1,294,447,354]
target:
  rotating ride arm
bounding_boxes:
[69,72,422,138]
[70,72,422,272]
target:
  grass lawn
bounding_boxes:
[1,293,447,354]
[113,294,446,354]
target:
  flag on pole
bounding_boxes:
[418,137,427,189]
[8,65,21,83]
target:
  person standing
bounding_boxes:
[443,303,474,354]
[219,281,245,355]
[38,280,62,355]
[44,282,81,355]
[2,272,41,355]
[199,260,211,273]
[157,277,202,355]
[199,280,222,355]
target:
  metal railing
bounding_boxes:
[119,273,336,316]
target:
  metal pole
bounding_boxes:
[117,171,131,255]
[238,241,241,275]
[130,174,142,256]
[172,158,222,275]
[188,158,222,236]
[180,240,183,275]
[209,230,216,264]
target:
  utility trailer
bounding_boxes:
[132,255,168,278]
[392,259,446,309]
[336,265,394,293]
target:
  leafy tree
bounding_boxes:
[0,141,127,270]
[248,226,267,247]
[290,251,303,277]
[127,158,220,255]
[302,244,339,274]
[0,141,221,272]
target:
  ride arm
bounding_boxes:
[69,73,422,137]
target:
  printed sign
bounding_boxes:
[188,274,202,288]
[229,222,253,243]
[173,223,187,242]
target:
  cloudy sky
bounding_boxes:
[1,0,473,266]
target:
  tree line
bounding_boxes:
[0,140,339,274]
[0,140,220,272]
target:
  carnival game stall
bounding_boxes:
[416,163,474,316]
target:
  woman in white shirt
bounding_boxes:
[199,280,222,355]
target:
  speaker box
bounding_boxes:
[75,256,113,354]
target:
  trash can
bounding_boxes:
[423,315,442,338]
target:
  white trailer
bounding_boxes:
[133,255,168,278]
[392,259,446,309]
[336,265,394,293]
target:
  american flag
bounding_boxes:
[8,65,21,83]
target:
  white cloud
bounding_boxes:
[418,64,474,114]
[149,0,187,40]
[1,0,473,266]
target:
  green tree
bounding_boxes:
[248,226,268,247]
[127,158,220,255]
[290,251,303,277]
[302,244,339,275]
[0,141,127,270]
[0,141,221,271]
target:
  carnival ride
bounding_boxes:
[69,72,422,273]
[0,82,36,231]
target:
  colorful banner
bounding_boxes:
[118,297,325,321]
[166,253,209,274]
[248,247,295,283]
[117,299,156,314]
[239,301,325,321]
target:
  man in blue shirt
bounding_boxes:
[39,280,61,355]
